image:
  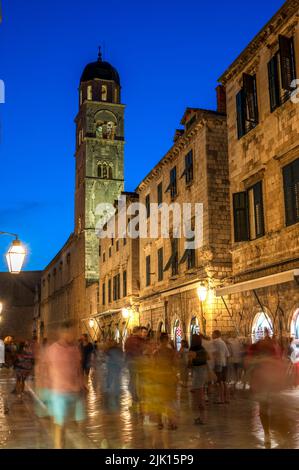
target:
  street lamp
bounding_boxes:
[197,283,207,335]
[0,302,3,315]
[89,318,95,328]
[0,232,26,274]
[197,284,207,302]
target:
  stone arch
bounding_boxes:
[290,308,299,339]
[251,307,274,343]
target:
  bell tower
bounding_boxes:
[75,49,124,283]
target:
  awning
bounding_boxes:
[216,269,299,297]
[80,308,123,322]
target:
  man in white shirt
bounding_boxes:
[212,330,230,404]
[0,338,5,367]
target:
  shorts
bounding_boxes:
[214,365,228,383]
[50,391,85,426]
[192,366,208,389]
[233,362,242,372]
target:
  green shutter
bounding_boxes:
[268,55,281,112]
[253,182,265,237]
[236,90,246,139]
[243,73,259,124]
[283,163,295,226]
[233,192,249,242]
[279,35,296,91]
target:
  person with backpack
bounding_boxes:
[189,334,209,425]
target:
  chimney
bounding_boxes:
[216,85,226,114]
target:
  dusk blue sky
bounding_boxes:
[0,0,285,271]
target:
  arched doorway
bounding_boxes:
[173,319,182,351]
[291,309,299,339]
[252,311,273,343]
[190,316,200,346]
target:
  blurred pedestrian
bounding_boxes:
[46,321,86,449]
[212,330,230,404]
[80,333,94,384]
[178,340,189,387]
[0,338,5,368]
[189,334,209,425]
[105,340,124,398]
[124,326,144,404]
[244,330,287,447]
[14,341,34,400]
[154,333,179,430]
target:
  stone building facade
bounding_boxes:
[82,192,140,342]
[136,103,232,347]
[217,0,299,342]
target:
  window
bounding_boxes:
[146,255,151,287]
[166,167,177,200]
[233,181,265,242]
[158,248,163,281]
[187,249,196,269]
[111,238,114,246]
[164,238,179,276]
[80,90,83,105]
[157,182,163,206]
[101,85,108,101]
[117,273,121,299]
[102,283,106,305]
[124,237,127,246]
[283,158,299,227]
[87,85,92,100]
[108,279,111,303]
[247,182,265,240]
[123,271,127,297]
[180,220,196,269]
[113,274,121,300]
[113,276,117,301]
[116,240,119,252]
[109,247,112,258]
[114,88,118,103]
[99,245,101,257]
[182,150,193,184]
[236,73,259,139]
[145,194,150,218]
[103,252,106,263]
[268,35,296,112]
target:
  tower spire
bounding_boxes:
[98,46,102,62]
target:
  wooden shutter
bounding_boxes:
[236,90,246,139]
[279,35,296,91]
[268,55,281,112]
[146,256,151,286]
[158,248,163,281]
[243,73,258,123]
[123,271,127,297]
[253,182,265,237]
[108,279,111,303]
[294,160,299,222]
[157,183,163,205]
[233,192,249,242]
[102,283,105,305]
[179,249,189,264]
[283,163,295,225]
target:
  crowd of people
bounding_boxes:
[0,323,299,448]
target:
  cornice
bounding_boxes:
[219,1,299,85]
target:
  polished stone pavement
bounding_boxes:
[0,367,298,449]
